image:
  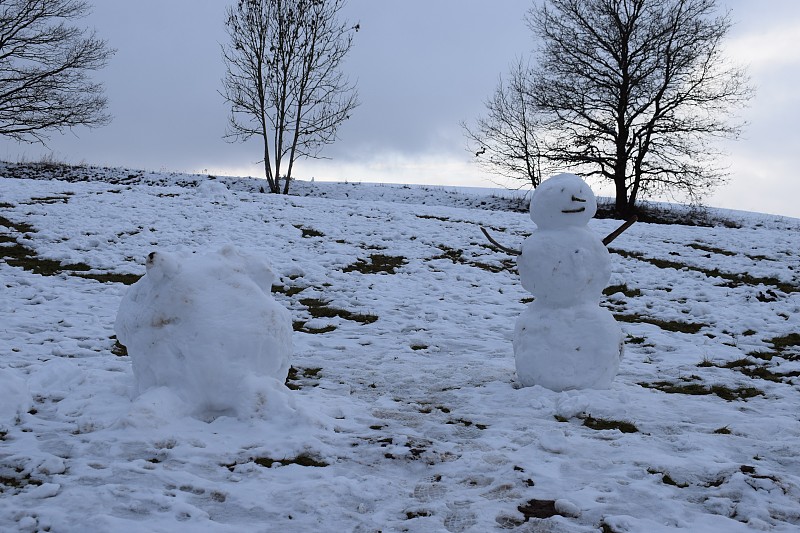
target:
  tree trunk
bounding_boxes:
[628,168,641,216]
[614,177,629,217]
[282,172,292,194]
[613,146,630,217]
[261,128,278,193]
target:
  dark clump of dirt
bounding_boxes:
[285,366,322,390]
[293,224,324,238]
[614,313,706,334]
[343,254,407,275]
[76,272,142,285]
[639,380,763,401]
[518,499,560,520]
[582,416,639,433]
[299,297,378,325]
[603,283,642,298]
[223,453,329,471]
[0,469,43,494]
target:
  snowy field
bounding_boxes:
[1,163,799,532]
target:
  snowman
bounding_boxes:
[513,173,624,391]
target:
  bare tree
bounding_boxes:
[0,0,113,143]
[222,0,359,194]
[462,58,548,188]
[469,0,753,216]
[532,0,754,216]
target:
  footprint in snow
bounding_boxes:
[412,474,446,502]
[443,500,477,532]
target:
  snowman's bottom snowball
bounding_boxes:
[513,303,623,391]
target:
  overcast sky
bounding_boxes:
[1,0,799,218]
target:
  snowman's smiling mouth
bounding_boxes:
[562,195,587,213]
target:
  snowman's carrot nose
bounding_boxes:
[571,195,586,202]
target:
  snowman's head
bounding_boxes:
[530,173,597,229]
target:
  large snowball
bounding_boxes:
[514,303,623,391]
[114,245,292,419]
[517,227,611,307]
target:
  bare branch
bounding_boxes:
[0,0,114,143]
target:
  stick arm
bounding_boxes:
[602,215,638,246]
[480,227,522,255]
[480,215,637,255]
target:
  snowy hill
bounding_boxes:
[1,164,799,532]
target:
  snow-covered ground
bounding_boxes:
[1,164,799,532]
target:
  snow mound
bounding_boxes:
[114,245,293,419]
[196,179,231,202]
